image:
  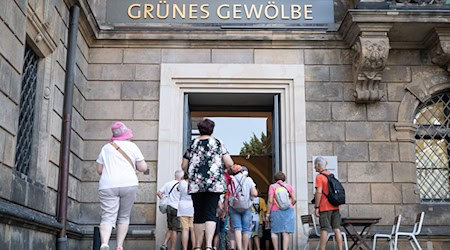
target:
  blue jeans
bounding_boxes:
[229,207,252,233]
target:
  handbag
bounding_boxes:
[159,182,179,214]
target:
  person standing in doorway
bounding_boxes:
[97,122,148,250]
[265,172,296,250]
[157,169,184,250]
[182,118,234,250]
[314,157,343,250]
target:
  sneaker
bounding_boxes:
[100,244,109,250]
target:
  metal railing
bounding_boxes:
[14,44,39,176]
[414,92,450,203]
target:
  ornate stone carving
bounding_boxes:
[352,36,390,103]
[430,39,450,73]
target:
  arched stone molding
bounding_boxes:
[395,74,450,142]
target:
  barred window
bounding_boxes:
[14,44,39,176]
[414,92,450,203]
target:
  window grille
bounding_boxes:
[14,44,39,176]
[414,92,450,203]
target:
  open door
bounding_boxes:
[183,94,191,152]
[272,94,281,177]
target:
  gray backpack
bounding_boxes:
[230,176,252,212]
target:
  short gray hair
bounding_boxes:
[175,170,184,179]
[314,157,327,168]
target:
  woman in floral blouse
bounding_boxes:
[182,118,234,250]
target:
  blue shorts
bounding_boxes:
[269,208,295,234]
[229,207,252,233]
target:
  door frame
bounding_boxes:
[156,63,308,247]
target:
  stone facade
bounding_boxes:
[1,0,450,249]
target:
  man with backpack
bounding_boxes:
[314,157,344,250]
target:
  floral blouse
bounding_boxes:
[183,137,229,194]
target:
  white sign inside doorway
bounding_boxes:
[312,156,338,188]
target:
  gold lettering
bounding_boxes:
[233,4,242,19]
[264,4,278,20]
[244,4,263,19]
[217,4,230,19]
[144,4,154,19]
[291,5,301,20]
[156,3,169,19]
[280,5,289,20]
[189,4,198,19]
[128,4,141,19]
[200,4,210,19]
[173,4,185,19]
[304,5,313,20]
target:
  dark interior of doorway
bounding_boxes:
[187,93,277,197]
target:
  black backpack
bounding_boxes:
[320,172,345,206]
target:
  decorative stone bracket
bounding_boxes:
[352,35,390,103]
[428,29,450,73]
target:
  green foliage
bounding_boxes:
[239,132,271,156]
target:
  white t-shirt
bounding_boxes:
[251,198,260,222]
[159,180,181,210]
[96,140,144,190]
[177,180,194,217]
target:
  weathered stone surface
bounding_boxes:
[162,49,210,63]
[89,48,123,63]
[307,142,334,161]
[387,50,423,66]
[372,183,402,203]
[402,184,420,204]
[396,204,449,225]
[4,0,26,43]
[305,66,330,82]
[369,143,399,161]
[348,162,392,182]
[349,205,395,225]
[68,175,81,201]
[134,141,158,161]
[399,142,416,163]
[0,165,12,199]
[306,122,345,141]
[306,102,331,121]
[0,129,5,163]
[53,88,64,116]
[393,162,417,183]
[124,49,161,64]
[132,203,156,224]
[0,92,19,135]
[136,182,157,203]
[344,183,371,203]
[212,49,253,63]
[83,140,106,161]
[387,82,407,102]
[84,101,134,119]
[332,103,366,121]
[3,133,16,167]
[254,49,304,64]
[0,15,24,72]
[334,142,369,161]
[135,65,160,81]
[86,81,122,100]
[330,65,353,82]
[367,102,399,121]
[304,49,352,65]
[84,120,159,141]
[88,64,135,81]
[343,81,356,101]
[134,101,159,120]
[80,182,99,202]
[122,82,160,100]
[305,82,343,101]
[346,122,390,141]
[26,182,47,212]
[382,66,412,83]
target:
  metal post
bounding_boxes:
[56,4,80,250]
